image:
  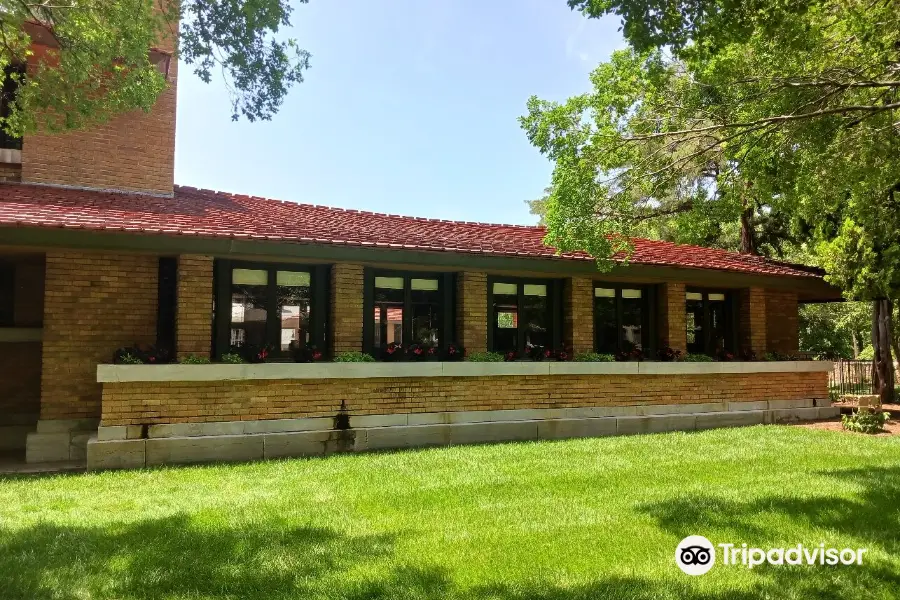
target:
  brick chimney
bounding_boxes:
[18,23,178,196]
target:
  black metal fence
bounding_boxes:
[829,359,874,400]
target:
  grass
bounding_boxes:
[1,425,899,599]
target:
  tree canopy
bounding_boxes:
[0,0,310,135]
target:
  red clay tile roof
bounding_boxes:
[0,183,821,279]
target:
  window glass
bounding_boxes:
[621,289,643,351]
[231,269,268,348]
[594,286,646,354]
[492,283,519,353]
[522,287,548,349]
[685,290,731,355]
[594,291,617,353]
[708,295,728,353]
[277,270,311,351]
[686,293,704,353]
[371,274,443,350]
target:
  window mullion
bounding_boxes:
[517,282,525,355]
[266,267,279,353]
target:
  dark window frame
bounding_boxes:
[592,282,653,355]
[685,287,738,356]
[213,259,330,360]
[487,276,563,355]
[362,268,455,357]
[0,262,14,326]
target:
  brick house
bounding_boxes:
[0,40,841,469]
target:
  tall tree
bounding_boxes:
[0,0,310,136]
[524,0,900,400]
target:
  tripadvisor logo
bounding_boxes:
[675,536,867,576]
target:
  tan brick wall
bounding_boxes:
[21,62,177,195]
[0,163,21,183]
[176,255,213,359]
[456,271,487,353]
[658,282,686,352]
[739,287,767,356]
[564,277,594,354]
[40,251,158,420]
[331,263,363,354]
[766,290,799,354]
[100,371,828,426]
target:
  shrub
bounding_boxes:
[842,409,890,434]
[504,351,519,362]
[381,342,405,362]
[443,343,465,361]
[465,351,505,362]
[656,347,683,362]
[219,352,246,364]
[615,348,644,362]
[407,343,438,361]
[179,355,211,365]
[683,353,715,362]
[527,345,553,361]
[291,343,324,363]
[573,352,615,362]
[334,352,376,363]
[113,345,171,365]
[764,351,801,361]
[230,344,270,363]
[716,348,736,362]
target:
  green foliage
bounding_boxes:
[799,302,870,359]
[841,410,890,434]
[0,0,310,137]
[465,352,506,362]
[682,353,715,362]
[219,353,246,364]
[526,0,900,302]
[858,346,875,361]
[179,355,211,365]
[116,352,144,365]
[333,352,376,363]
[572,352,615,362]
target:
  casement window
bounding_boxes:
[213,260,329,359]
[685,289,737,355]
[593,284,651,354]
[0,263,13,326]
[488,277,562,355]
[363,270,455,355]
[156,257,177,357]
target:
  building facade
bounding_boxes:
[0,35,840,468]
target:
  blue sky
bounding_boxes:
[174,0,623,225]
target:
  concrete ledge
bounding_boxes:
[84,403,841,470]
[97,361,834,382]
[26,419,99,463]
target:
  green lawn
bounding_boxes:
[1,425,899,599]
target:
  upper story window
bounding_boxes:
[213,260,329,360]
[488,278,560,355]
[364,270,454,356]
[594,284,648,354]
[686,289,734,355]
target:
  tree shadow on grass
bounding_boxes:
[0,513,397,600]
[636,466,900,553]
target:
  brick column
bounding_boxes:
[739,287,767,357]
[28,251,158,462]
[331,263,364,354]
[176,255,213,359]
[456,271,487,353]
[658,282,686,352]
[564,277,594,354]
[766,290,799,354]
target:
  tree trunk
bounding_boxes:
[851,330,859,359]
[739,203,756,255]
[890,299,900,366]
[872,299,895,405]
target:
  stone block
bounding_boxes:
[87,438,146,470]
[145,434,264,466]
[69,431,94,461]
[768,407,821,424]
[645,414,697,433]
[727,401,768,412]
[148,421,246,439]
[25,432,72,462]
[537,418,617,440]
[640,402,725,416]
[244,417,333,434]
[97,425,143,441]
[349,414,408,429]
[817,406,840,419]
[616,416,650,435]
[448,421,538,445]
[263,431,332,459]
[695,410,766,430]
[36,418,99,434]
[407,412,450,426]
[768,399,814,410]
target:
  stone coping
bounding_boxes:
[97,360,833,383]
[0,327,42,343]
